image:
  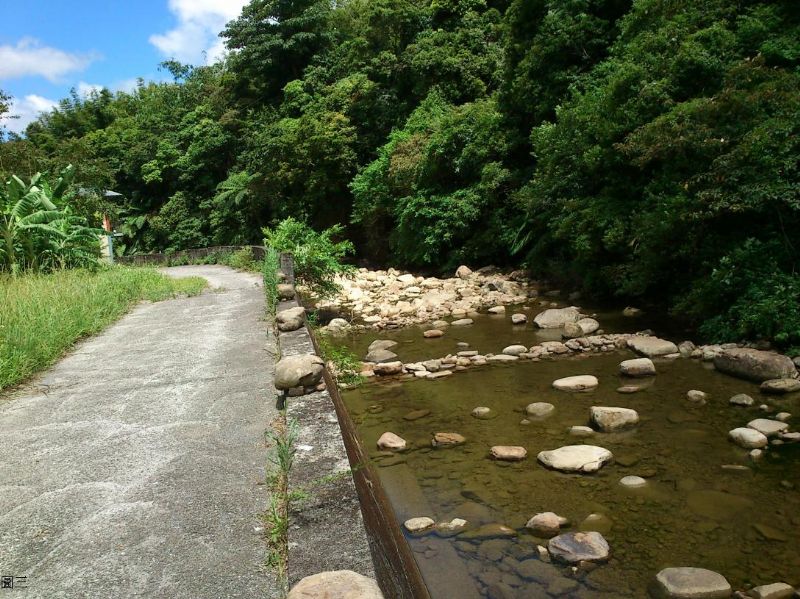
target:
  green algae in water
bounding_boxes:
[343,346,800,598]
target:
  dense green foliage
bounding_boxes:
[1,166,101,273]
[263,218,354,297]
[0,267,206,390]
[2,0,799,346]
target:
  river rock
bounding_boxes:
[713,348,796,382]
[534,307,581,329]
[619,475,646,488]
[451,318,474,326]
[686,390,708,403]
[276,306,306,332]
[472,406,495,419]
[760,378,800,394]
[373,361,404,376]
[432,432,466,447]
[423,329,444,338]
[364,348,399,363]
[552,375,599,391]
[537,445,613,473]
[729,427,768,449]
[422,359,442,372]
[490,446,527,461]
[569,425,594,437]
[590,406,639,431]
[274,354,325,390]
[511,313,527,325]
[487,354,519,362]
[502,344,528,356]
[729,393,754,407]
[277,283,295,300]
[651,567,731,599]
[436,518,468,534]
[563,322,584,339]
[576,317,600,335]
[455,265,473,279]
[368,340,398,352]
[627,336,679,357]
[526,402,555,417]
[526,512,569,537]
[403,409,431,421]
[748,418,789,437]
[377,432,406,451]
[623,307,642,317]
[678,340,696,357]
[404,516,435,533]
[548,532,610,564]
[620,357,656,377]
[749,582,795,599]
[327,317,350,330]
[617,385,642,394]
[288,570,383,599]
[488,306,506,314]
[579,513,613,535]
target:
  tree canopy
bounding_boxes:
[2,0,798,347]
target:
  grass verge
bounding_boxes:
[0,266,206,391]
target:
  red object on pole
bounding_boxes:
[102,214,112,233]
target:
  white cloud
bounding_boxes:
[0,38,98,82]
[3,94,59,134]
[150,0,248,64]
[77,81,104,97]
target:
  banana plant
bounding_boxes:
[0,165,101,273]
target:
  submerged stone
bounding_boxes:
[525,402,555,417]
[548,531,610,564]
[490,446,527,461]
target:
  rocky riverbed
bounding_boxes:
[315,266,799,598]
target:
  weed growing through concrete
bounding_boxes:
[262,414,299,591]
[315,330,364,389]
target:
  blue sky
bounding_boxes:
[2,0,249,133]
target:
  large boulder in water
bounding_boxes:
[713,348,796,382]
[534,307,581,329]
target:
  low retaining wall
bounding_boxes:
[118,245,266,266]
[276,259,429,598]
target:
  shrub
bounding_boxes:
[262,218,354,298]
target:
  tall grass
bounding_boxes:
[0,267,206,391]
[262,247,280,317]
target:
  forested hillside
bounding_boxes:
[1,0,798,347]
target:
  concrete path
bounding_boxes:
[0,266,279,598]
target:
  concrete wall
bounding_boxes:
[276,260,430,598]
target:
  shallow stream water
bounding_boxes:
[338,307,800,598]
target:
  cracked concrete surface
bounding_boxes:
[0,266,279,598]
